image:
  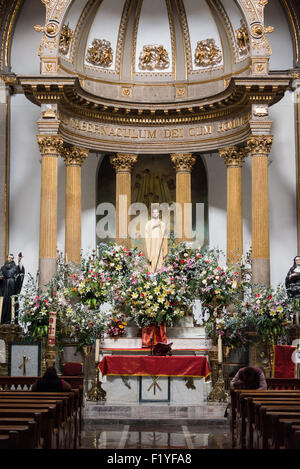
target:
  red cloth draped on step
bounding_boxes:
[273,344,296,378]
[142,323,167,347]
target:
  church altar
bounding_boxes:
[97,317,213,405]
[98,355,210,379]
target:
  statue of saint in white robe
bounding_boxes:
[145,216,168,272]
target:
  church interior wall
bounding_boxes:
[9,93,41,280]
[268,90,297,286]
[265,0,295,70]
[10,0,44,75]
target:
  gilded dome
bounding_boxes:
[57,0,251,101]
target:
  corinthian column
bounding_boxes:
[170,153,196,242]
[247,135,273,286]
[110,153,138,245]
[62,146,89,263]
[219,146,249,266]
[37,135,63,288]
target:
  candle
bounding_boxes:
[48,312,57,346]
[296,312,299,325]
[65,253,68,264]
[95,339,100,362]
[218,334,222,363]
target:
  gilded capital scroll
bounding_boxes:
[110,153,138,172]
[247,135,273,156]
[37,135,63,157]
[219,146,249,167]
[62,146,89,166]
[170,153,196,173]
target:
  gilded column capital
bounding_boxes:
[37,135,63,157]
[110,153,138,172]
[170,153,196,173]
[219,146,249,168]
[62,146,89,167]
[247,135,273,156]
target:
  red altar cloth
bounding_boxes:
[98,355,210,379]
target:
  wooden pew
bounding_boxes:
[269,417,300,449]
[0,377,83,447]
[0,391,79,449]
[231,389,300,448]
[0,417,41,448]
[230,386,300,448]
[283,423,300,449]
[0,422,38,449]
[0,431,20,449]
[245,397,300,449]
[256,406,300,449]
[0,409,56,449]
[0,400,66,448]
[0,389,81,448]
[246,399,300,449]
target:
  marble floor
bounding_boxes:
[80,422,231,449]
[80,402,232,449]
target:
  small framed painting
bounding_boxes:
[8,342,41,377]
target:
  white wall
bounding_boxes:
[10,0,45,75]
[269,90,297,286]
[265,0,294,71]
[9,93,41,279]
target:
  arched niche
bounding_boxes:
[95,153,208,253]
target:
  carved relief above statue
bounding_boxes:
[59,24,73,55]
[86,39,113,68]
[236,19,249,56]
[194,39,222,68]
[138,45,170,71]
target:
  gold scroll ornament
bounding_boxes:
[59,24,73,55]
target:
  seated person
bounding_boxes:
[31,366,72,392]
[230,366,267,390]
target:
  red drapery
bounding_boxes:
[142,324,167,347]
[98,355,210,379]
[273,345,296,378]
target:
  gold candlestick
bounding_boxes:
[208,363,228,403]
[87,362,106,402]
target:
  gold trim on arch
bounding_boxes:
[280,0,299,64]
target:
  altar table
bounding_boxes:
[98,355,210,379]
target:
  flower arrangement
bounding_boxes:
[238,284,291,344]
[18,274,57,340]
[115,270,191,328]
[105,315,127,337]
[205,310,250,350]
[64,303,106,350]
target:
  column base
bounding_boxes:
[252,258,270,286]
[39,257,57,289]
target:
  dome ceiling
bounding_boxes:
[58,0,250,88]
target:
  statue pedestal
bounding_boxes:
[0,325,23,376]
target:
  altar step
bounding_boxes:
[83,402,228,425]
